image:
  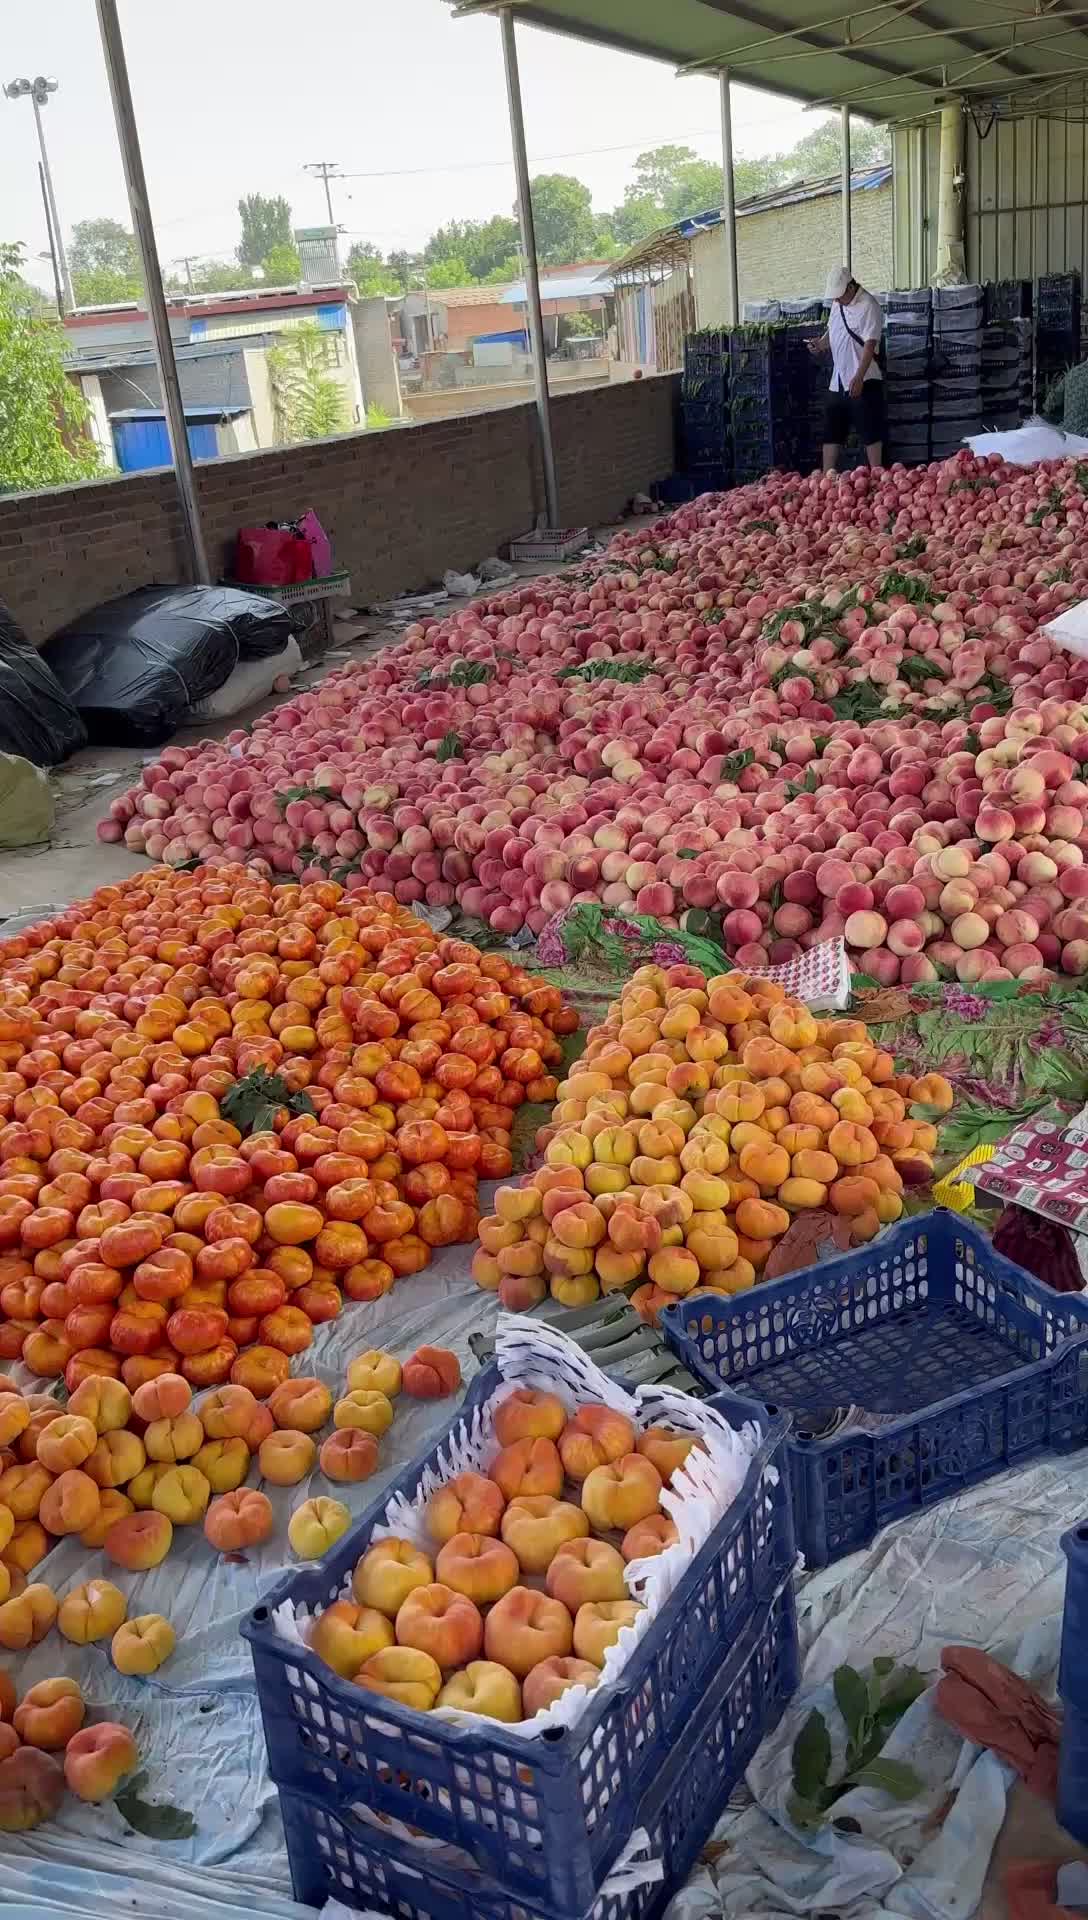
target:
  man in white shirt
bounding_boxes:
[807,265,885,471]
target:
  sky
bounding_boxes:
[1,0,827,291]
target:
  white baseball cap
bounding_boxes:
[825,266,854,300]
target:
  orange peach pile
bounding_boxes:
[0,867,576,1391]
[307,1387,693,1723]
[0,1662,137,1828]
[473,963,953,1317]
[0,1340,441,1585]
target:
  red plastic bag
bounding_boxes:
[235,525,313,586]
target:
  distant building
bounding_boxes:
[394,262,612,360]
[64,284,369,470]
[611,167,893,370]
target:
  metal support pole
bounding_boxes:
[841,104,852,268]
[31,95,73,313]
[933,101,967,285]
[499,6,559,526]
[94,0,210,583]
[719,69,739,326]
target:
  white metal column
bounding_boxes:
[94,0,210,582]
[841,104,852,269]
[499,6,559,526]
[719,69,739,325]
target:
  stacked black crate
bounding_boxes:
[882,289,931,466]
[981,322,1024,430]
[1015,318,1034,418]
[679,330,730,491]
[1035,272,1081,411]
[728,329,811,484]
[984,279,1032,325]
[930,284,985,460]
[792,318,833,472]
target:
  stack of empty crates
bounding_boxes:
[1036,271,1081,410]
[729,329,812,484]
[930,284,985,459]
[679,331,730,492]
[882,288,932,465]
[982,279,1031,430]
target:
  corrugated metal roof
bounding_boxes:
[610,167,891,279]
[500,266,613,304]
[448,0,1088,124]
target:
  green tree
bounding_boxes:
[783,119,889,179]
[482,254,521,285]
[424,256,472,289]
[609,144,779,248]
[386,249,415,292]
[267,320,348,442]
[425,215,520,280]
[346,242,403,297]
[262,242,302,284]
[0,244,101,492]
[237,193,293,268]
[187,259,256,294]
[526,173,598,264]
[69,217,142,305]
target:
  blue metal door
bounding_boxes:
[112,419,218,471]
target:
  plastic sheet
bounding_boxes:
[42,587,293,746]
[965,415,1088,465]
[0,602,86,766]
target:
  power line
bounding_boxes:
[335,124,794,181]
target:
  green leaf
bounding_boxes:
[436,731,464,762]
[792,1709,832,1800]
[876,1666,928,1720]
[848,1758,924,1801]
[221,1070,315,1139]
[872,1655,895,1677]
[787,1791,825,1831]
[675,848,699,861]
[834,1665,872,1749]
[115,1782,197,1841]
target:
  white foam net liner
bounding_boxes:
[269,1315,764,1888]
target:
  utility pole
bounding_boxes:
[177,256,197,292]
[305,161,341,227]
[94,0,210,583]
[37,161,65,316]
[4,75,74,312]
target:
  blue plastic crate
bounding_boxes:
[242,1367,793,1919]
[1059,1524,1088,1843]
[275,1575,798,1919]
[661,1215,1088,1570]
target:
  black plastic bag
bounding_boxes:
[42,585,293,747]
[0,603,87,766]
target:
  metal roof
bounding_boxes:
[449,0,1088,125]
[611,166,891,279]
[500,266,614,303]
[107,405,250,420]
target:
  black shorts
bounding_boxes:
[823,381,886,447]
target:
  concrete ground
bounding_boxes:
[2,523,1083,1917]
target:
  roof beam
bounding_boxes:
[450,0,912,109]
[697,0,1044,91]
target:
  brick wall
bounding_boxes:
[0,374,678,645]
[693,184,893,320]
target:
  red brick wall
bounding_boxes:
[0,376,678,646]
